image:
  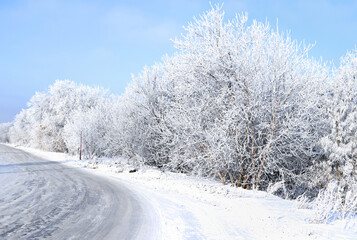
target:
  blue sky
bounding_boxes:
[1,0,357,123]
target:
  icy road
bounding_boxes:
[0,144,154,240]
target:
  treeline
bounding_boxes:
[1,6,357,221]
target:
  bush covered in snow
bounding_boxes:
[309,50,357,221]
[311,180,357,222]
[0,122,12,143]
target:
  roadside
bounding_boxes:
[10,144,357,240]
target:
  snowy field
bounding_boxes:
[10,144,357,240]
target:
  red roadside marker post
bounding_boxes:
[79,131,82,160]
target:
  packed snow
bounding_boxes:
[11,144,357,240]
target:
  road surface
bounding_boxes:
[0,144,154,240]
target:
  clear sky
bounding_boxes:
[1,0,357,123]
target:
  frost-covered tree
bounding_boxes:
[123,64,178,167]
[9,80,111,154]
[63,95,122,159]
[0,122,12,143]
[129,6,327,192]
[64,108,104,159]
[121,6,329,197]
[321,50,357,183]
[9,109,32,145]
[312,50,357,221]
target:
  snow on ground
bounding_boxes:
[10,144,357,240]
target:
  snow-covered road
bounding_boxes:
[0,144,154,240]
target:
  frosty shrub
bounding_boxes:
[64,106,107,159]
[320,50,357,183]
[8,80,113,155]
[127,5,327,193]
[0,123,12,143]
[310,50,357,220]
[312,180,357,222]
